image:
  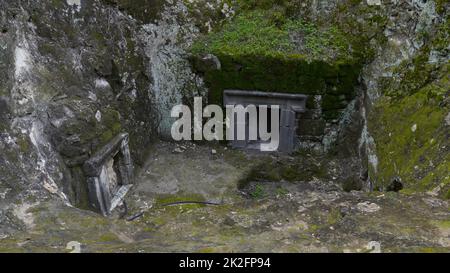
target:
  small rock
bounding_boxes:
[95,110,102,122]
[193,54,221,73]
[356,202,381,213]
[366,0,381,6]
[173,148,183,153]
[427,183,444,197]
[222,216,236,226]
[339,206,350,216]
[66,0,81,12]
[88,91,97,101]
[0,188,10,199]
[423,197,447,208]
[411,124,417,132]
[211,149,217,155]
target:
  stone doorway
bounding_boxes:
[83,133,133,216]
[223,90,307,153]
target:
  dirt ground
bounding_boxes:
[1,141,449,253]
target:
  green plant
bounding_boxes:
[275,187,289,196]
[191,9,355,61]
[250,184,266,199]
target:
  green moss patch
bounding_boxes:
[368,68,449,194]
[192,10,355,61]
[190,9,363,118]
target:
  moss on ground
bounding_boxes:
[237,153,330,191]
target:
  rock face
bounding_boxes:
[138,2,207,137]
[233,0,449,195]
[0,0,448,245]
[360,0,449,196]
[0,0,211,222]
[0,0,162,216]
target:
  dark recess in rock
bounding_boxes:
[387,177,404,192]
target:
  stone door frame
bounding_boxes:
[223,90,307,153]
[83,133,133,216]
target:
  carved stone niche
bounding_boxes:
[223,90,308,153]
[83,133,133,216]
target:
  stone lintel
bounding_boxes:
[83,132,129,177]
[223,89,308,113]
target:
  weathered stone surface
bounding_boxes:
[0,142,448,253]
[0,1,157,225]
[191,53,221,73]
[0,0,448,252]
[297,119,326,137]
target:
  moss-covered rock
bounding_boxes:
[190,9,363,121]
[366,6,449,195]
[368,64,449,196]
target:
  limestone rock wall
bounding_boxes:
[139,1,208,137]
[362,1,449,196]
[0,0,165,213]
